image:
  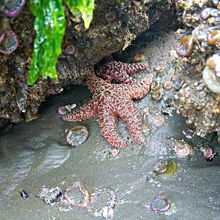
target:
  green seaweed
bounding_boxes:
[28,0,94,85]
[65,0,95,29]
[28,0,65,85]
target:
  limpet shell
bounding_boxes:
[65,125,89,146]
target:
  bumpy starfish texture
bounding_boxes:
[59,67,153,148]
[96,61,148,84]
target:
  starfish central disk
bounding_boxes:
[59,62,153,148]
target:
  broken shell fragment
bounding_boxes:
[58,104,76,115]
[36,187,62,205]
[65,125,89,146]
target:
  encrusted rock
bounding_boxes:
[0,0,175,126]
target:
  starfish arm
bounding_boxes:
[96,61,148,84]
[98,105,128,148]
[123,62,149,75]
[125,74,153,99]
[117,100,146,145]
[62,98,98,121]
[86,68,111,93]
[96,65,115,83]
[109,70,135,84]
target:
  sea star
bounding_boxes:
[59,67,153,148]
[96,61,148,84]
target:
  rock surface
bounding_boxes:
[0,0,175,126]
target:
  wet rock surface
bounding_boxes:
[174,0,220,137]
[0,0,175,126]
[0,31,220,220]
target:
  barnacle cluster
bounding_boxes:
[174,0,220,137]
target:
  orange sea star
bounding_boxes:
[96,61,148,84]
[59,65,153,148]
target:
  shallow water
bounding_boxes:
[0,31,220,220]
